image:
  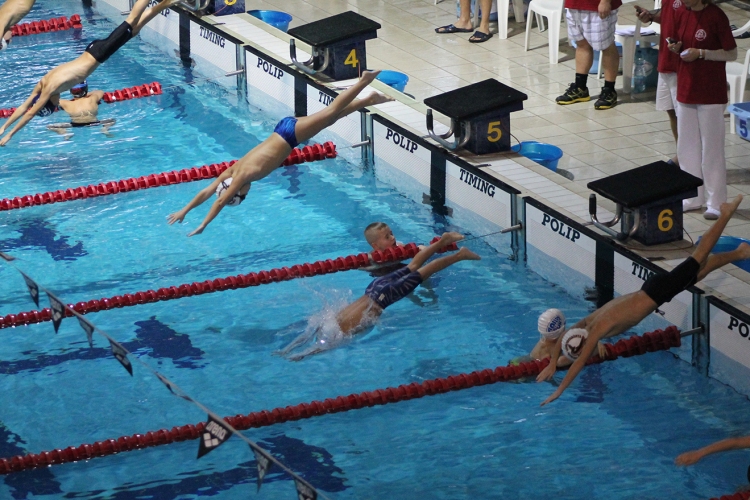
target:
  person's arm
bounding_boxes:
[540,328,604,406]
[635,6,661,24]
[167,178,223,227]
[185,170,251,236]
[536,334,564,381]
[675,436,750,466]
[598,0,612,19]
[0,85,44,144]
[89,90,105,102]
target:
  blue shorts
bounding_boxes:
[31,95,59,117]
[364,266,423,309]
[273,116,298,149]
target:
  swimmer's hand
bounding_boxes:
[597,342,608,359]
[187,225,205,237]
[536,362,556,383]
[0,134,8,147]
[675,450,703,466]
[540,388,562,406]
[166,210,187,225]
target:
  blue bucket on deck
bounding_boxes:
[376,70,409,92]
[511,141,563,171]
[698,236,750,273]
[247,10,293,32]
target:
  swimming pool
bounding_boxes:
[1,2,750,499]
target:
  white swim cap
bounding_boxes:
[215,177,243,207]
[561,328,589,361]
[538,308,566,340]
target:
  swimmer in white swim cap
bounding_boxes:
[538,196,750,406]
[214,177,246,207]
[524,309,568,364]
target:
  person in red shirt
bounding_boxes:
[635,0,685,166]
[666,0,736,220]
[556,0,622,109]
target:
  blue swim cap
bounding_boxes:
[71,80,88,97]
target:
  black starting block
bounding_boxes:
[423,79,527,154]
[587,161,703,245]
[288,11,380,81]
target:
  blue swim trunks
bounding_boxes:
[273,116,298,149]
[364,266,423,309]
[31,95,59,117]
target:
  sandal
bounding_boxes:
[435,24,473,34]
[469,30,493,43]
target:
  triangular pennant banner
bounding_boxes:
[294,479,317,500]
[47,293,66,333]
[108,339,133,376]
[197,415,232,459]
[0,251,15,261]
[155,372,193,402]
[252,446,272,492]
[20,272,39,307]
[77,316,95,348]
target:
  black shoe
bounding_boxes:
[595,87,617,110]
[556,83,591,105]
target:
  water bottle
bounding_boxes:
[633,54,646,94]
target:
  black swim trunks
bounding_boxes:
[85,21,133,63]
[641,257,700,307]
[364,266,423,309]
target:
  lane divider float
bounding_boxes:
[0,142,337,211]
[0,327,681,474]
[0,242,419,330]
[10,14,81,37]
[0,82,163,118]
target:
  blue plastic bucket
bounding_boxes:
[376,70,409,92]
[697,235,750,273]
[511,141,563,171]
[247,10,293,32]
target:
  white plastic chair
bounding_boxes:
[470,0,526,39]
[524,0,564,63]
[732,19,750,37]
[727,49,750,134]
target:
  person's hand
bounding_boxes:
[0,135,9,147]
[634,5,652,23]
[680,48,700,62]
[675,450,703,466]
[166,211,186,225]
[541,388,562,406]
[536,362,556,383]
[597,342,608,359]
[598,0,612,19]
[668,40,683,54]
[187,225,205,237]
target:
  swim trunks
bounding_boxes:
[364,266,423,309]
[85,21,133,63]
[273,116,298,149]
[31,95,59,117]
[641,257,700,307]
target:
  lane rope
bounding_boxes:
[10,14,81,37]
[0,326,681,475]
[0,142,337,211]
[0,243,420,330]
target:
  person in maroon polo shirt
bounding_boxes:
[635,0,685,166]
[666,0,736,220]
[556,0,622,109]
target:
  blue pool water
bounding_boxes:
[1,2,750,499]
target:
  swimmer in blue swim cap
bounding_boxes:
[167,70,394,236]
[48,81,115,136]
[0,0,178,146]
[281,232,480,360]
[539,196,750,406]
[0,0,36,50]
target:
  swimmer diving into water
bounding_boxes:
[280,232,480,360]
[0,0,178,146]
[166,70,394,237]
[0,0,36,50]
[537,195,750,406]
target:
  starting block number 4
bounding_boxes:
[345,49,359,68]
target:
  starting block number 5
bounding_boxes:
[487,121,502,143]
[658,209,673,232]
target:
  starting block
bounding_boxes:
[288,11,380,81]
[587,161,703,245]
[423,79,527,154]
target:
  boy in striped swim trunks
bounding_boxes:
[556,0,621,109]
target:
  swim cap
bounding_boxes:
[71,80,88,97]
[561,328,589,361]
[0,38,7,51]
[538,308,566,340]
[215,177,243,207]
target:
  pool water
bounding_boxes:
[1,2,750,499]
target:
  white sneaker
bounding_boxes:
[703,208,720,220]
[683,200,702,212]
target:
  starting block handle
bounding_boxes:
[589,194,640,241]
[426,109,466,150]
[290,40,330,75]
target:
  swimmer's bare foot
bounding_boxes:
[367,92,395,106]
[456,247,481,261]
[439,231,464,246]
[720,195,743,219]
[360,69,381,85]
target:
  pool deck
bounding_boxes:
[235,0,750,313]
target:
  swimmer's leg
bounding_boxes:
[294,70,393,143]
[415,247,481,281]
[692,195,742,267]
[129,0,179,35]
[406,232,465,272]
[287,346,325,362]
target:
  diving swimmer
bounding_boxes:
[0,0,178,146]
[537,195,750,406]
[166,70,394,236]
[280,232,480,360]
[0,0,36,51]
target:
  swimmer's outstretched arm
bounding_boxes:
[0,84,44,146]
[675,436,750,466]
[167,179,223,227]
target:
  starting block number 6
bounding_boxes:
[658,209,673,232]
